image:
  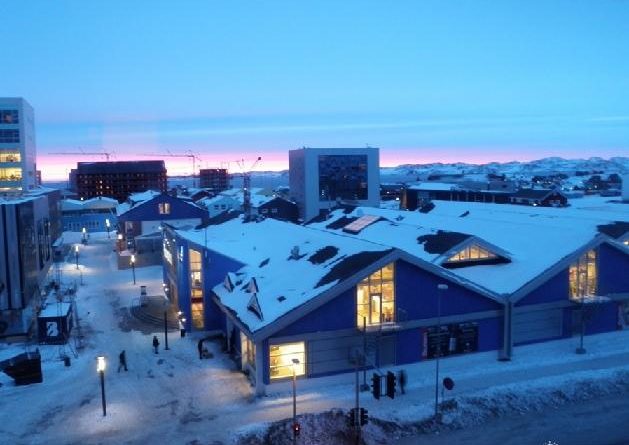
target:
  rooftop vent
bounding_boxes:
[290,246,301,260]
[223,274,234,292]
[245,277,259,294]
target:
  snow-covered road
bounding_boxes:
[2,232,629,445]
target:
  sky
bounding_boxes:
[2,1,629,180]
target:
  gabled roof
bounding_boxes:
[308,198,629,296]
[511,188,563,200]
[175,217,392,335]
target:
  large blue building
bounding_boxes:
[162,200,629,395]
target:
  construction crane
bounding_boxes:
[234,157,262,221]
[48,148,115,161]
[138,150,201,187]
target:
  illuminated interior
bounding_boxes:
[189,248,204,328]
[241,332,256,370]
[269,342,305,379]
[446,244,497,263]
[569,249,597,301]
[0,150,20,163]
[356,262,395,327]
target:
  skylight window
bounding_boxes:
[342,215,379,234]
[443,243,511,268]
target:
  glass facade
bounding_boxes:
[269,342,305,380]
[356,263,395,327]
[189,248,204,329]
[569,249,597,300]
[318,155,368,201]
[0,151,20,163]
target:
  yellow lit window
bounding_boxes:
[446,244,497,263]
[158,202,171,214]
[357,262,395,327]
[241,333,256,370]
[269,342,305,379]
[569,249,597,301]
[189,248,204,328]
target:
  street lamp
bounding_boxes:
[576,293,587,354]
[291,358,300,442]
[74,245,79,270]
[96,356,107,416]
[105,218,111,239]
[82,227,87,244]
[435,283,448,420]
[130,254,136,285]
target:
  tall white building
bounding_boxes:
[0,98,37,192]
[289,147,380,222]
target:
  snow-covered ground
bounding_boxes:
[1,233,629,445]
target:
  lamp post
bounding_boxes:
[82,227,87,244]
[291,358,300,443]
[164,310,170,350]
[178,311,186,337]
[130,254,136,285]
[105,218,111,239]
[96,356,107,416]
[435,283,448,420]
[74,245,79,270]
[576,293,587,354]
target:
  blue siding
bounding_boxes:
[396,260,501,318]
[478,317,503,351]
[396,328,421,365]
[598,244,629,295]
[118,193,207,224]
[62,213,116,232]
[516,269,569,306]
[200,248,244,330]
[586,301,618,335]
[274,287,356,337]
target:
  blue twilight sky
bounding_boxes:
[2,1,628,178]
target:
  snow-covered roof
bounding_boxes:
[128,190,162,205]
[61,197,117,212]
[175,217,393,334]
[408,182,458,191]
[308,198,629,296]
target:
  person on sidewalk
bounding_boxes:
[197,339,204,360]
[118,350,128,372]
[399,369,407,395]
[152,335,160,354]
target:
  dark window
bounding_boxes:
[0,110,19,124]
[0,129,20,143]
[318,155,368,201]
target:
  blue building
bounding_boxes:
[61,196,118,234]
[163,200,629,395]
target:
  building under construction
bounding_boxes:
[70,160,167,202]
[199,168,229,192]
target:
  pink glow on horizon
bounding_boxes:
[37,147,604,182]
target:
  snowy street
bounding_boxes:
[1,233,629,445]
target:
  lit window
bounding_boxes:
[241,333,256,370]
[357,263,395,327]
[158,202,171,214]
[270,342,305,380]
[569,249,597,301]
[446,244,497,263]
[189,248,203,328]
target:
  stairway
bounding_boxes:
[129,296,180,330]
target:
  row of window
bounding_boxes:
[63,220,107,231]
[0,110,19,124]
[0,129,20,143]
[0,151,20,163]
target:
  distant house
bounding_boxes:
[510,189,567,207]
[116,192,207,267]
[257,196,299,223]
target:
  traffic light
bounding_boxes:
[371,373,381,400]
[348,408,356,427]
[386,371,396,399]
[360,407,369,426]
[293,422,301,437]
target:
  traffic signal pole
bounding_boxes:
[354,359,361,445]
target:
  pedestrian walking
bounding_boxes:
[118,350,128,372]
[152,335,160,354]
[399,369,407,395]
[197,339,204,360]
